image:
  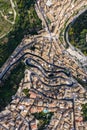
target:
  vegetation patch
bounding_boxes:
[0,62,25,111]
[22,88,30,97]
[0,15,12,37]
[0,0,42,67]
[33,111,53,130]
[81,103,87,121]
[0,0,14,37]
[68,10,87,55]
